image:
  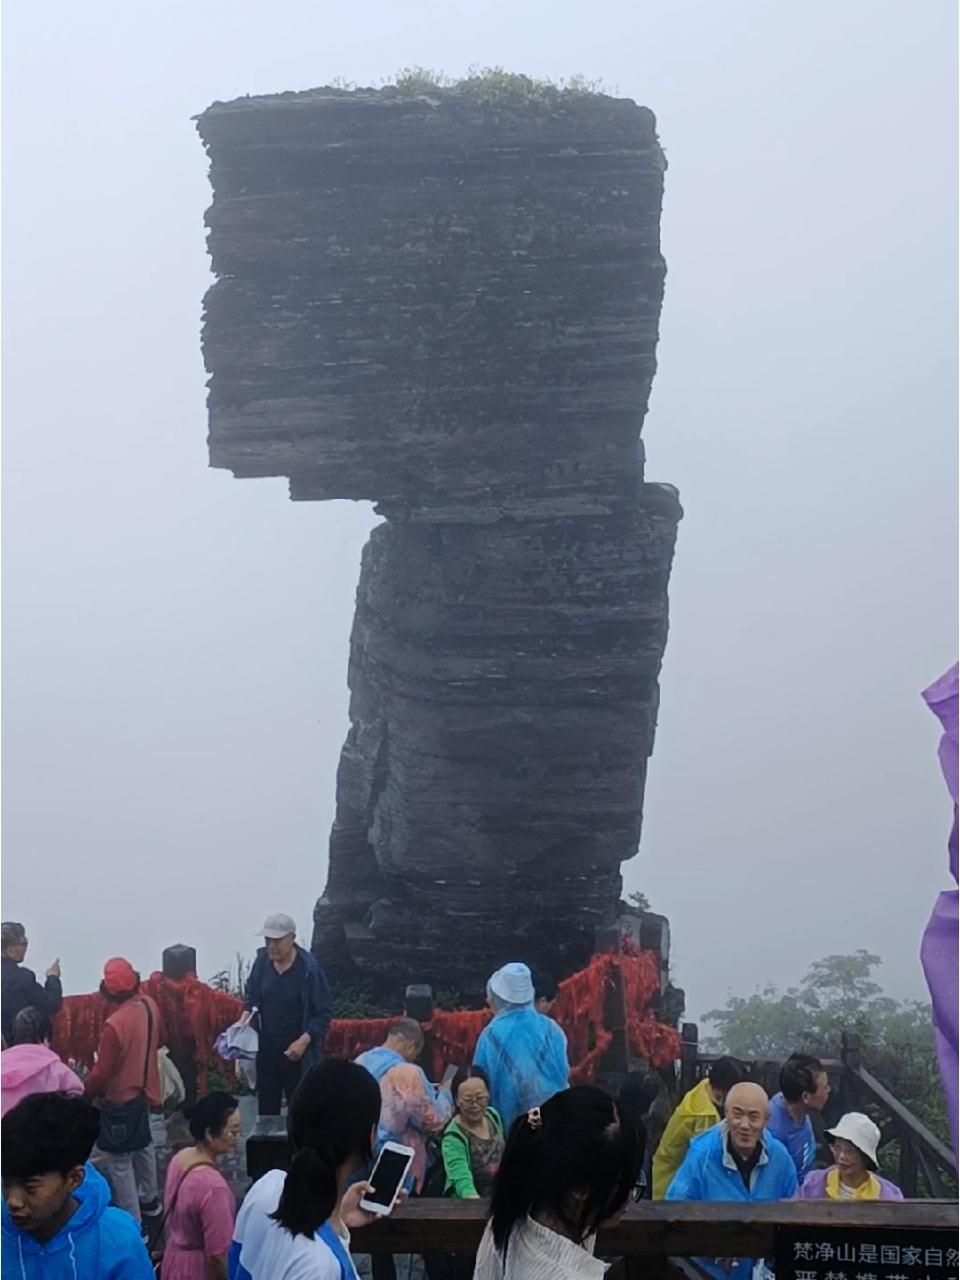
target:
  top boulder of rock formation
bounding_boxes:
[196,81,667,522]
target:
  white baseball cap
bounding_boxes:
[260,913,297,940]
[825,1112,881,1168]
[488,962,535,1005]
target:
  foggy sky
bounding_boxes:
[3,0,957,1026]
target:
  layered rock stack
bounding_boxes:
[197,82,682,998]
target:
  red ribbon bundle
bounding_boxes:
[50,992,110,1068]
[52,949,681,1084]
[426,1009,492,1079]
[325,1018,396,1063]
[628,1010,682,1068]
[554,952,616,1084]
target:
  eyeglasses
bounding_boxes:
[830,1139,864,1160]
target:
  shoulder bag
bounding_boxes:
[97,998,154,1154]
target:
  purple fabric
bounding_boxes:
[920,663,959,1153]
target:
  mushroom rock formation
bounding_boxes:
[196,83,682,998]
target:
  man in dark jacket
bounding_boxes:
[1,922,62,1045]
[244,913,333,1115]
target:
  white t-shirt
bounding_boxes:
[473,1216,607,1280]
[229,1169,357,1280]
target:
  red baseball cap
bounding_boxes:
[102,957,139,995]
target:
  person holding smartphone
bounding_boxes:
[227,1059,385,1279]
[0,922,62,1046]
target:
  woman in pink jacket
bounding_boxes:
[1,1006,83,1117]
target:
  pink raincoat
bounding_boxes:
[1,1043,84,1116]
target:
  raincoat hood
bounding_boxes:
[2,1162,109,1268]
[1,1046,84,1119]
[1,1045,64,1091]
[2,1161,152,1279]
[677,1076,719,1120]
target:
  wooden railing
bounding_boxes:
[840,1033,957,1199]
[677,1025,957,1199]
[245,1108,957,1275]
[351,1199,958,1278]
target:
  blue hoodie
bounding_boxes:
[2,1162,154,1279]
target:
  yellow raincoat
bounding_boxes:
[651,1076,722,1198]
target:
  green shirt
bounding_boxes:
[441,1108,505,1198]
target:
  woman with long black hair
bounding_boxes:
[474,1085,642,1280]
[227,1059,382,1279]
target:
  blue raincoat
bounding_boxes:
[2,1162,154,1279]
[354,1044,406,1081]
[472,1007,569,1131]
[665,1123,798,1280]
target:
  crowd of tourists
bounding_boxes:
[1,914,906,1279]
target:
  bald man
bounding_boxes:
[666,1082,798,1280]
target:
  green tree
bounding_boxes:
[701,983,809,1059]
[702,951,950,1152]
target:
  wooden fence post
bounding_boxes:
[405,983,435,1076]
[680,1023,699,1095]
[899,1134,919,1198]
[604,954,631,1076]
[840,1030,861,1071]
[594,927,631,1077]
[162,944,198,1105]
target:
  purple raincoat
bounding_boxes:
[799,1167,903,1201]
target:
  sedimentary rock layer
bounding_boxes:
[316,487,681,993]
[198,87,666,521]
[196,85,681,996]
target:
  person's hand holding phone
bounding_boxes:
[341,1181,408,1229]
[341,1181,382,1230]
[358,1141,415,1217]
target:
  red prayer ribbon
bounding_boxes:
[52,946,680,1086]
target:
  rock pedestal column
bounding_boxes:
[197,84,682,998]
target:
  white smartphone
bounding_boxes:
[359,1141,415,1216]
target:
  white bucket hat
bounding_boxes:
[825,1112,881,1168]
[488,962,535,1006]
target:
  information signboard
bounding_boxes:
[775,1226,957,1280]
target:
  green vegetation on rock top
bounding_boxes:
[328,66,614,103]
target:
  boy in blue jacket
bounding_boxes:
[2,1091,153,1278]
[666,1081,798,1280]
